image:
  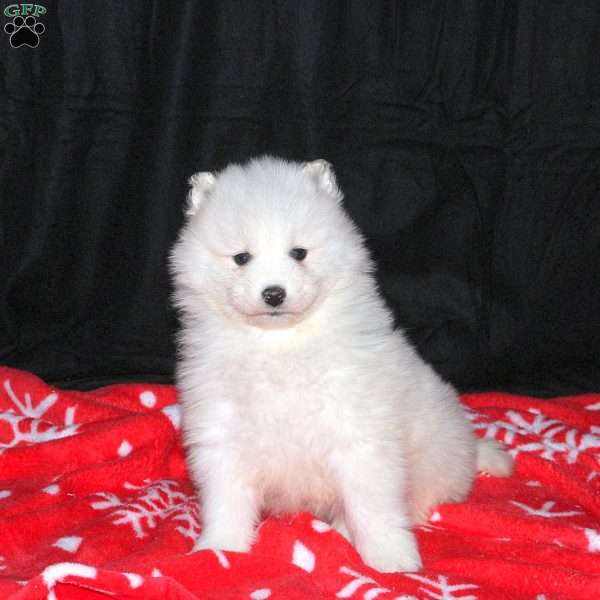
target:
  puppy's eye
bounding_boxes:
[233,252,252,266]
[289,247,307,262]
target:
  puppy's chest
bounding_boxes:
[224,351,342,514]
[236,354,330,420]
[217,347,347,443]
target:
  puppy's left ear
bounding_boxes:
[185,172,216,216]
[303,159,342,202]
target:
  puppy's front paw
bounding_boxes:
[357,528,422,573]
[192,528,253,554]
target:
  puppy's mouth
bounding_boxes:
[253,311,296,318]
[243,309,305,328]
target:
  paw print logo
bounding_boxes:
[4,15,45,48]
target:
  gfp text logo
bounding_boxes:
[4,4,46,48]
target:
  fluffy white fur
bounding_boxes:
[170,156,512,573]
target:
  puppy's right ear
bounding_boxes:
[185,172,216,217]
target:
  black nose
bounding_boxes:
[262,285,286,307]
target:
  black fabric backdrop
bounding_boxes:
[1,1,600,394]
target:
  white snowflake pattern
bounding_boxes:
[212,550,231,569]
[250,590,272,600]
[509,500,583,519]
[404,574,478,600]
[0,379,78,450]
[123,572,143,588]
[292,540,315,573]
[42,562,97,593]
[584,528,600,552]
[53,535,83,554]
[336,566,402,599]
[90,479,200,541]
[0,556,6,571]
[473,408,600,464]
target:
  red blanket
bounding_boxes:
[1,367,599,599]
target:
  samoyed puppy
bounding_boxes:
[170,156,512,572]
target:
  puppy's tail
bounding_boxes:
[476,438,513,477]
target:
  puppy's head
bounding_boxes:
[170,156,370,329]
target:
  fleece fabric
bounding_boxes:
[0,366,599,599]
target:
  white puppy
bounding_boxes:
[170,156,512,572]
